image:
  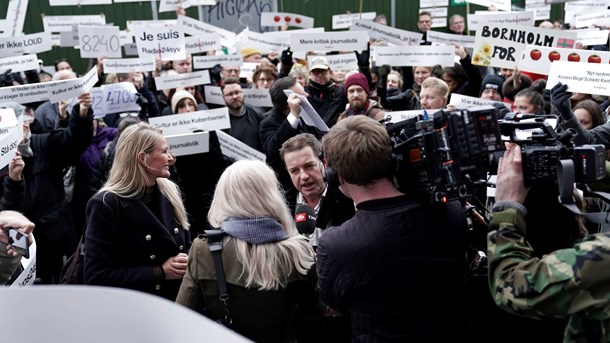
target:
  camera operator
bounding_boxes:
[316,115,470,341]
[489,144,610,341]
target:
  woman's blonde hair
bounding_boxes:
[208,159,315,290]
[101,122,189,230]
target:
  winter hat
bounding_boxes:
[171,90,197,114]
[479,74,504,98]
[344,72,370,96]
[241,47,262,58]
[309,56,330,72]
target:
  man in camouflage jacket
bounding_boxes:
[489,144,610,343]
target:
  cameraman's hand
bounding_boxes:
[495,143,529,204]
[355,42,370,68]
[550,82,574,121]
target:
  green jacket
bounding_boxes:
[488,207,610,343]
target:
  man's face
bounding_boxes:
[244,53,262,62]
[221,66,240,79]
[450,16,465,34]
[347,85,368,111]
[417,14,432,32]
[480,88,502,101]
[420,86,445,109]
[284,146,326,202]
[309,68,331,85]
[172,58,192,73]
[222,83,244,110]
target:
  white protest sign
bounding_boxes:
[185,35,220,54]
[204,85,225,105]
[9,238,36,287]
[127,19,176,31]
[90,87,105,117]
[4,0,28,37]
[0,82,50,104]
[242,88,272,107]
[332,12,376,30]
[193,55,243,69]
[47,67,99,103]
[103,58,156,73]
[449,93,510,110]
[520,45,610,75]
[123,43,138,56]
[133,26,185,61]
[565,0,609,12]
[261,12,314,29]
[570,29,610,46]
[0,54,38,73]
[525,0,551,21]
[101,82,140,114]
[59,25,79,48]
[419,7,448,18]
[351,19,422,46]
[154,70,210,91]
[430,17,447,29]
[283,90,329,132]
[573,10,610,29]
[0,32,53,58]
[547,61,610,96]
[50,0,111,4]
[472,22,577,69]
[176,15,236,48]
[120,30,134,46]
[307,53,358,72]
[159,0,191,13]
[239,29,289,53]
[78,25,122,58]
[149,107,231,135]
[42,14,106,32]
[465,0,511,11]
[0,109,21,171]
[265,27,325,40]
[468,11,535,32]
[385,110,426,124]
[375,45,454,67]
[426,31,476,48]
[421,0,449,6]
[165,131,210,156]
[216,130,265,162]
[239,62,259,80]
[290,31,368,52]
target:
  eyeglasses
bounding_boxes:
[119,112,139,118]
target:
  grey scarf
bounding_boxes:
[221,217,288,244]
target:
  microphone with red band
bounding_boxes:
[295,204,317,235]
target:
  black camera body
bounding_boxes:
[386,106,504,203]
[498,116,606,186]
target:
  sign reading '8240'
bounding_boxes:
[78,25,122,58]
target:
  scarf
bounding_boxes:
[221,216,289,244]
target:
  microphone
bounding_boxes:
[295,204,317,235]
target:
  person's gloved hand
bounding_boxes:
[210,64,223,85]
[355,42,370,68]
[550,82,573,121]
[377,64,391,89]
[0,69,14,87]
[280,47,293,68]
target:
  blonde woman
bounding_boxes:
[85,122,191,300]
[176,159,323,342]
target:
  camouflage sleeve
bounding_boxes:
[488,207,610,320]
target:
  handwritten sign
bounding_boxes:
[426,30,476,48]
[216,130,265,162]
[133,26,185,61]
[468,11,534,32]
[149,107,231,135]
[78,25,122,58]
[4,0,28,37]
[546,61,610,96]
[177,15,236,48]
[290,31,368,52]
[102,82,140,114]
[307,53,358,72]
[42,14,106,33]
[260,12,314,29]
[193,54,243,69]
[242,88,272,107]
[375,45,455,67]
[47,67,99,103]
[351,19,422,46]
[185,34,221,54]
[204,85,225,105]
[103,58,156,73]
[0,32,53,58]
[449,93,509,110]
[332,12,376,30]
[154,71,210,90]
[472,22,577,69]
[520,45,610,75]
[0,54,39,73]
[165,131,210,156]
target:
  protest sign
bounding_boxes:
[290,31,368,52]
[103,58,156,73]
[176,15,236,48]
[204,85,225,105]
[242,88,272,107]
[50,0,111,4]
[193,54,242,69]
[101,82,140,115]
[385,110,430,124]
[468,11,534,32]
[78,25,122,58]
[465,0,511,11]
[375,45,454,67]
[0,82,50,104]
[421,0,449,6]
[426,31,476,48]
[148,107,231,135]
[307,53,358,71]
[570,29,610,46]
[520,45,610,75]
[47,67,99,103]
[154,71,210,90]
[0,54,39,74]
[472,22,577,69]
[351,19,422,46]
[525,0,551,21]
[0,32,53,58]
[546,61,610,96]
[573,10,610,29]
[449,93,510,110]
[165,132,210,156]
[0,109,21,171]
[239,29,289,53]
[261,12,314,29]
[4,0,28,37]
[332,12,376,30]
[216,130,266,162]
[42,14,106,32]
[133,26,185,61]
[185,35,220,54]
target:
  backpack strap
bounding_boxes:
[204,230,231,326]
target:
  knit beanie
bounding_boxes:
[344,72,370,96]
[171,90,197,114]
[479,74,504,98]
